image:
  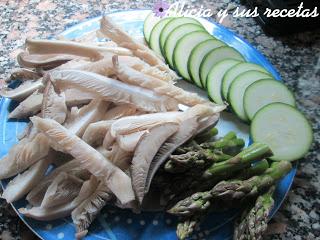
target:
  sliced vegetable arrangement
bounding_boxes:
[144,12,313,163]
[0,11,313,240]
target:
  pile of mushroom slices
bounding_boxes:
[0,16,225,239]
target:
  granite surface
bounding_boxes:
[0,0,319,239]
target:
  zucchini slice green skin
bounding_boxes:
[228,70,273,122]
[244,79,296,120]
[143,12,161,43]
[251,102,313,161]
[199,46,244,87]
[206,59,241,104]
[164,23,204,68]
[173,31,212,81]
[222,62,271,101]
[160,17,201,55]
[149,17,174,57]
[188,39,226,88]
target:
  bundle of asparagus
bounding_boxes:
[150,129,292,240]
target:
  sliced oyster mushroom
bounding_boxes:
[17,51,78,70]
[0,133,50,179]
[41,172,83,208]
[42,78,67,124]
[82,120,114,146]
[103,104,137,120]
[49,70,178,112]
[1,157,51,203]
[145,117,199,194]
[64,99,110,138]
[116,130,147,152]
[113,55,207,106]
[71,180,113,239]
[31,116,135,204]
[6,68,43,83]
[108,142,132,170]
[25,38,103,61]
[19,175,98,221]
[110,111,182,137]
[8,90,43,119]
[100,16,178,82]
[26,158,90,206]
[131,122,179,203]
[64,88,95,106]
[0,78,44,101]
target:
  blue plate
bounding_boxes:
[0,10,296,240]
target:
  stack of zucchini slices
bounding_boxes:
[144,13,313,162]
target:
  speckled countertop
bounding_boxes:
[0,0,319,239]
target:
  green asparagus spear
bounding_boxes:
[202,143,273,179]
[234,186,275,240]
[194,127,218,143]
[210,161,291,200]
[168,161,291,216]
[165,149,233,173]
[176,214,203,240]
[234,159,269,180]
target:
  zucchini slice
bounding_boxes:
[160,17,201,54]
[149,17,174,57]
[251,103,313,161]
[228,70,273,122]
[188,39,226,88]
[143,12,161,44]
[164,23,204,68]
[222,62,271,100]
[199,46,244,87]
[173,31,212,81]
[207,59,241,104]
[244,79,296,120]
